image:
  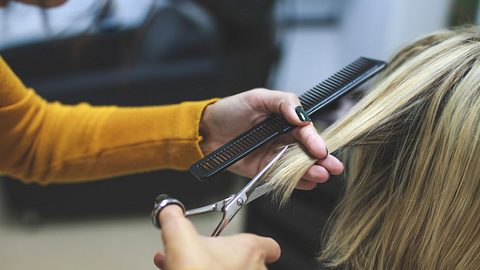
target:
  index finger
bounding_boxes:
[158,206,207,269]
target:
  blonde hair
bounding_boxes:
[264,27,480,269]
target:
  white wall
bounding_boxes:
[339,0,453,64]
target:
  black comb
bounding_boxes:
[190,57,387,180]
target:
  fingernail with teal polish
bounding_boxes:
[295,106,311,122]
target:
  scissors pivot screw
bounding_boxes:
[236,198,244,206]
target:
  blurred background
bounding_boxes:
[0,0,475,269]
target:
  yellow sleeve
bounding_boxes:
[0,57,219,185]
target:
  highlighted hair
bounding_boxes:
[265,27,480,269]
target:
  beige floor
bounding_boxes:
[0,202,244,270]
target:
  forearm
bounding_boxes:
[0,88,217,184]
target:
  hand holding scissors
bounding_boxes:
[151,145,289,236]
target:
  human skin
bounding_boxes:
[199,88,344,189]
[0,0,66,7]
[154,205,282,270]
[1,2,344,267]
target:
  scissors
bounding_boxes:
[151,145,289,236]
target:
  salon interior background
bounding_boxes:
[0,0,476,270]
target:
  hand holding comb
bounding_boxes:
[190,57,387,181]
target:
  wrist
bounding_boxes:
[199,104,214,156]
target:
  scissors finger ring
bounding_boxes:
[151,194,186,229]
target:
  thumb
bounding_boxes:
[156,206,205,269]
[159,205,200,250]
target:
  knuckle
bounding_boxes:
[244,235,270,255]
[319,167,330,180]
[304,129,316,146]
[292,127,302,139]
[276,98,286,114]
[288,92,300,102]
[246,88,262,99]
[245,235,260,248]
[252,88,269,95]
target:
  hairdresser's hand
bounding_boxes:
[153,205,281,270]
[200,88,344,189]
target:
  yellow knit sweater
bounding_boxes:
[0,57,217,185]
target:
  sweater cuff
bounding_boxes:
[169,98,219,170]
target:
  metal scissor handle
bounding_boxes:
[185,194,235,216]
[151,145,289,236]
[151,194,186,229]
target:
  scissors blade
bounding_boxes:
[224,145,288,213]
[244,184,269,205]
[211,145,289,237]
[243,145,289,198]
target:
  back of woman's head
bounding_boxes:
[265,27,480,269]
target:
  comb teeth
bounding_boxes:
[190,57,387,180]
[194,115,288,176]
[300,57,377,111]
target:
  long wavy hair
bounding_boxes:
[265,27,480,269]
